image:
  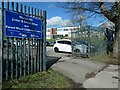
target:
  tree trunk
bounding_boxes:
[118,28,120,60]
[113,2,120,62]
[113,32,119,58]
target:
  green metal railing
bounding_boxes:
[0,1,47,81]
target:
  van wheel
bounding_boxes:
[54,48,59,53]
[74,49,80,53]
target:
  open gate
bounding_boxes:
[0,1,47,84]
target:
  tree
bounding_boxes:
[58,1,120,59]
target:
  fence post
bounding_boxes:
[19,4,23,77]
[40,10,43,72]
[15,2,18,79]
[88,26,91,58]
[28,6,30,75]
[43,11,47,71]
[0,0,4,89]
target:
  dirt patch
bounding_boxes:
[85,72,96,78]
[85,65,108,79]
[107,59,120,65]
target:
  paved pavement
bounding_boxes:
[83,65,119,88]
[46,46,119,88]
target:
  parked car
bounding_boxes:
[53,39,95,54]
[46,41,56,46]
[46,41,50,46]
[72,41,95,53]
[49,41,56,46]
[53,39,71,53]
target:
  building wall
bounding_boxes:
[46,28,57,39]
[50,28,57,39]
[46,26,104,40]
[46,28,50,39]
[46,26,79,39]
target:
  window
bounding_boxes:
[47,35,50,38]
[57,40,71,45]
[64,41,71,45]
[64,29,68,31]
[47,29,50,32]
[57,29,63,32]
[57,41,64,44]
[65,34,68,37]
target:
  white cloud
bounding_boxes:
[47,16,73,27]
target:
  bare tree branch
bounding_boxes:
[99,2,116,23]
[69,7,102,14]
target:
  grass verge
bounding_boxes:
[90,54,119,65]
[90,54,110,63]
[2,69,84,89]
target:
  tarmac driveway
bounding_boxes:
[47,46,119,88]
[46,46,106,84]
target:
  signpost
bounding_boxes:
[5,10,43,39]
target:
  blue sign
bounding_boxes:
[4,10,43,39]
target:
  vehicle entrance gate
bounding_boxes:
[0,1,47,84]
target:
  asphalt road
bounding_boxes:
[46,46,106,84]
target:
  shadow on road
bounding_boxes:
[46,56,61,70]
